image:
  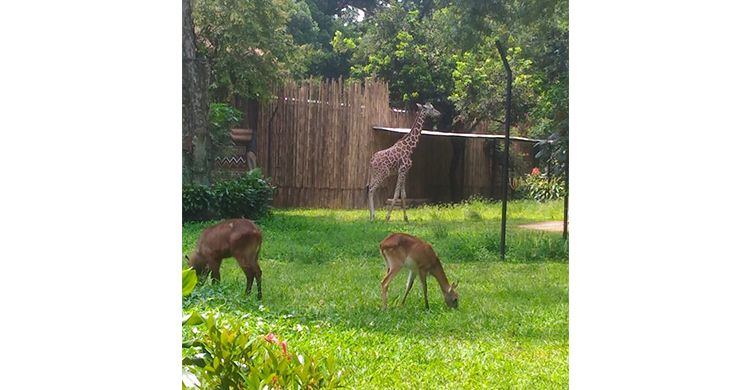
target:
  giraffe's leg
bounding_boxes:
[400,176,409,222]
[385,179,402,222]
[368,184,376,222]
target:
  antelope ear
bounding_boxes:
[452,281,459,289]
[416,103,423,110]
[184,254,190,262]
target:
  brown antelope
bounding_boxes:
[186,219,263,299]
[379,233,459,309]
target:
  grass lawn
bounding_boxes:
[183,199,568,389]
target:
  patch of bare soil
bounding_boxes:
[518,221,567,233]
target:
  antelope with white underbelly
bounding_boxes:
[379,233,459,309]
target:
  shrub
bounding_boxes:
[515,168,566,202]
[213,169,274,220]
[183,183,216,222]
[182,168,275,222]
[182,313,344,389]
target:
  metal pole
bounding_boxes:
[563,156,569,239]
[496,41,513,260]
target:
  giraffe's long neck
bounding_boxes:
[400,110,427,151]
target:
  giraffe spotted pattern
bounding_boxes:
[367,102,441,222]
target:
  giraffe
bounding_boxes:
[367,102,441,222]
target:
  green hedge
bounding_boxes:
[183,168,275,222]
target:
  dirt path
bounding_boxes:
[518,221,567,233]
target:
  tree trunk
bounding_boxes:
[183,0,211,185]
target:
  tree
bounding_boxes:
[192,0,377,100]
[446,0,568,140]
[192,0,309,101]
[183,0,211,185]
[347,2,455,119]
[298,0,372,79]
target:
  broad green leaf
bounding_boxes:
[182,311,204,326]
[182,268,198,296]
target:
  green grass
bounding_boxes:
[183,199,568,389]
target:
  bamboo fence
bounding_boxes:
[246,78,529,208]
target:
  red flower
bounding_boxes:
[531,167,541,176]
[264,333,278,344]
[281,340,290,359]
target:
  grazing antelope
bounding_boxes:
[186,219,263,299]
[379,233,459,309]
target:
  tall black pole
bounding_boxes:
[496,41,513,260]
[563,156,569,239]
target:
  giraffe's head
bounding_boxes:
[416,102,441,118]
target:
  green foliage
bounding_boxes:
[450,41,538,132]
[183,268,198,297]
[183,169,276,222]
[182,183,216,222]
[331,30,356,53]
[298,0,369,79]
[535,130,568,177]
[207,102,243,165]
[343,0,568,140]
[183,200,568,388]
[182,312,344,389]
[191,0,568,142]
[349,2,455,121]
[193,0,376,98]
[516,172,566,202]
[208,103,242,141]
[451,0,568,140]
[193,0,308,100]
[213,169,275,220]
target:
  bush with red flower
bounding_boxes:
[182,313,344,389]
[515,167,566,202]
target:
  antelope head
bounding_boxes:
[444,281,459,308]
